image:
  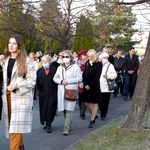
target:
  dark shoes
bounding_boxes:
[123,96,128,101]
[101,117,106,121]
[19,145,25,150]
[46,126,52,133]
[88,115,98,128]
[88,120,95,128]
[43,126,47,129]
[80,115,85,120]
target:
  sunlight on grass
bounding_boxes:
[73,120,150,150]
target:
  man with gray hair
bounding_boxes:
[102,47,114,65]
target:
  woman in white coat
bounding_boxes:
[99,53,117,121]
[2,34,36,150]
[53,50,82,135]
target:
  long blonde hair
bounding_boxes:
[4,34,27,76]
[87,49,98,62]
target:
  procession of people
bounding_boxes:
[0,34,142,150]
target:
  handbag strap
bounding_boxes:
[105,63,111,75]
[62,67,64,80]
[62,67,66,89]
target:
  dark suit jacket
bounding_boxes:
[114,56,124,72]
[124,54,139,73]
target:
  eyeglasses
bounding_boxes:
[63,56,69,58]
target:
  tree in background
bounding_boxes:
[37,0,63,53]
[0,0,145,55]
[37,0,94,52]
[73,15,94,51]
[0,0,42,54]
[88,0,139,53]
[118,0,150,132]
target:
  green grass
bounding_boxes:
[73,121,150,150]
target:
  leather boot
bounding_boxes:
[88,120,95,128]
[19,145,25,150]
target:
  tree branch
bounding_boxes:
[0,1,41,8]
[118,0,150,5]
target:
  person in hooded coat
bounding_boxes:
[36,55,57,133]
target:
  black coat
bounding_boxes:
[114,56,124,72]
[124,54,139,73]
[36,65,57,125]
[0,65,3,121]
[82,61,102,103]
[108,54,114,65]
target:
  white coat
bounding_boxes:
[100,62,117,93]
[53,62,82,112]
[2,57,36,138]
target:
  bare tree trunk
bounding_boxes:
[122,32,150,131]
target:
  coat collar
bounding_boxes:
[62,61,75,70]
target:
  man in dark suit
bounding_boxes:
[102,47,114,65]
[113,50,124,97]
[123,47,138,101]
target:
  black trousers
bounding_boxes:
[78,93,86,116]
[113,82,124,96]
[45,100,57,126]
[101,93,111,118]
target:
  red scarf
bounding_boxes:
[44,68,50,75]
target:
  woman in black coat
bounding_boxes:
[82,49,102,128]
[0,64,3,121]
[36,55,57,133]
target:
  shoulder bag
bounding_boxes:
[105,64,118,91]
[62,67,78,101]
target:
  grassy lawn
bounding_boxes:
[73,120,150,150]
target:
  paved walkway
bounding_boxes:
[0,95,131,150]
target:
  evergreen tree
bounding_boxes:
[89,0,139,53]
[73,15,94,51]
[0,0,42,53]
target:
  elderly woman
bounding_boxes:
[82,49,102,128]
[36,55,58,133]
[53,50,82,136]
[99,53,117,121]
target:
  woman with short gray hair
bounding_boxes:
[36,55,57,133]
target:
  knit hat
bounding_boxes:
[78,50,87,57]
[99,52,109,60]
